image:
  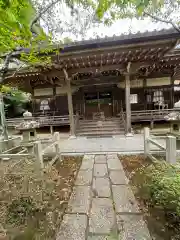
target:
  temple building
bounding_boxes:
[4,28,180,136]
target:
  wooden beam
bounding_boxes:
[68,64,126,75]
[63,69,75,136]
[57,39,176,60]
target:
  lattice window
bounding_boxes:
[153,90,164,103]
[130,94,138,104]
[147,94,151,103]
[40,99,50,111]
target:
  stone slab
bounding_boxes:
[109,170,128,185]
[80,156,94,170]
[116,214,151,240]
[112,185,139,213]
[107,158,123,171]
[89,198,116,234]
[88,236,112,240]
[93,177,111,198]
[56,214,87,240]
[66,186,91,214]
[107,154,118,159]
[94,164,108,177]
[75,170,93,185]
[95,155,107,164]
[84,154,95,160]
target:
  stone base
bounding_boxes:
[125,132,134,137]
[69,135,76,139]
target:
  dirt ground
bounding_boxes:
[0,155,82,240]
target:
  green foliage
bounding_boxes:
[0,85,31,117]
[94,0,180,33]
[7,197,37,225]
[137,161,180,217]
[0,0,54,75]
[0,0,35,53]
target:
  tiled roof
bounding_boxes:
[62,28,180,48]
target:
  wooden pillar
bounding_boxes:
[0,93,8,140]
[170,76,174,108]
[63,69,75,136]
[125,73,132,135]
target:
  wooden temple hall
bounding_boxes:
[4,29,180,136]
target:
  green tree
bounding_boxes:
[95,0,180,32]
[1,85,31,118]
[0,0,98,82]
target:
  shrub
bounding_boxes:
[137,161,180,218]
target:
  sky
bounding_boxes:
[68,18,171,40]
[39,0,172,42]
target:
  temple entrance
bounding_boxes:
[84,91,112,119]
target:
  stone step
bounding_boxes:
[77,119,124,136]
[77,128,124,133]
[79,122,121,126]
[79,123,123,127]
[77,131,124,136]
[79,119,121,123]
[79,124,123,129]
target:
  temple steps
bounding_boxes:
[76,119,124,137]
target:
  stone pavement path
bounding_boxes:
[56,154,152,240]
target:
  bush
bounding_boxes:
[137,161,180,218]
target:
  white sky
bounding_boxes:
[39,1,172,42]
[58,18,171,41]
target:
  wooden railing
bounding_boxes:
[6,108,179,128]
[6,115,72,127]
[144,127,176,164]
[0,132,61,166]
[131,109,179,122]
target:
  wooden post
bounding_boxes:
[34,141,44,169]
[170,122,173,133]
[63,69,75,136]
[50,125,54,135]
[125,73,132,135]
[53,132,60,155]
[144,127,150,157]
[0,93,8,140]
[166,136,176,164]
[150,120,154,130]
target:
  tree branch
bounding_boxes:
[144,11,180,33]
[5,63,27,79]
[1,0,61,82]
[30,0,60,33]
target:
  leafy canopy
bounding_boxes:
[95,0,180,31]
[0,0,53,69]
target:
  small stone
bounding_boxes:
[93,177,111,197]
[109,171,128,185]
[94,164,108,177]
[75,170,92,185]
[89,198,116,234]
[112,185,139,213]
[117,214,151,240]
[66,186,91,214]
[56,214,87,240]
